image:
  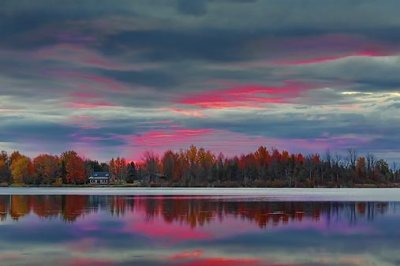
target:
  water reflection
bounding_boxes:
[0,195,399,266]
[0,195,391,226]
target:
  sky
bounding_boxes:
[0,0,400,162]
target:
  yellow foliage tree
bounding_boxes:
[10,156,33,184]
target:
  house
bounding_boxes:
[89,172,110,185]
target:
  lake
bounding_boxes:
[0,188,400,266]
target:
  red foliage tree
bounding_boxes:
[61,151,86,184]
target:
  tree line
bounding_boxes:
[0,146,399,187]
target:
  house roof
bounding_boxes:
[89,172,110,180]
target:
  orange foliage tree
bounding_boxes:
[33,154,60,184]
[61,151,86,184]
[109,157,127,183]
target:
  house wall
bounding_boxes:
[90,179,109,184]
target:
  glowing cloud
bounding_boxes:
[132,128,215,147]
[177,82,313,109]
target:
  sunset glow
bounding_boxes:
[0,0,399,162]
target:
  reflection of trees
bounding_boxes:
[62,195,89,222]
[32,195,61,219]
[0,195,9,221]
[10,195,30,220]
[133,199,391,228]
[0,195,392,227]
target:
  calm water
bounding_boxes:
[1,192,400,265]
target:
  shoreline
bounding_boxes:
[1,187,400,201]
[3,183,400,188]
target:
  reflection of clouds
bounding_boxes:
[0,196,400,265]
[128,218,212,242]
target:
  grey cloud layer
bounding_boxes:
[0,0,399,160]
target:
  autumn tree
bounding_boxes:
[60,151,86,184]
[254,146,270,181]
[109,157,127,184]
[33,154,60,184]
[9,151,22,166]
[197,147,215,184]
[10,155,33,184]
[0,151,10,184]
[185,145,199,185]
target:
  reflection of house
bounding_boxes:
[89,172,110,185]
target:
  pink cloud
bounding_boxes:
[177,81,312,109]
[131,128,215,147]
